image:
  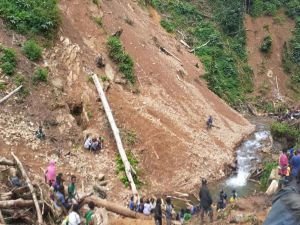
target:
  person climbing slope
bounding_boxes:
[199,178,213,223]
[206,116,213,129]
[45,160,56,186]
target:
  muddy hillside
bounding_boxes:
[0,0,254,196]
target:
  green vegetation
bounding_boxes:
[160,19,175,33]
[260,36,272,53]
[0,47,17,76]
[260,161,277,191]
[115,151,142,188]
[122,129,137,147]
[22,40,42,61]
[33,67,48,83]
[107,36,135,84]
[92,0,100,6]
[0,0,59,38]
[14,73,25,86]
[249,1,300,95]
[271,121,300,141]
[150,0,253,105]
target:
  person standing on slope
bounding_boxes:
[199,178,213,223]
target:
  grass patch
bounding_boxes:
[22,40,42,61]
[33,67,48,83]
[121,129,137,147]
[0,0,59,38]
[115,151,142,189]
[92,0,100,6]
[150,0,253,106]
[260,161,277,191]
[107,36,135,84]
[270,121,300,140]
[260,36,272,53]
[0,47,17,76]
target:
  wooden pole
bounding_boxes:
[11,153,43,225]
[92,74,138,196]
[0,85,22,104]
[0,199,40,208]
[0,209,5,224]
[0,157,15,166]
[83,196,150,220]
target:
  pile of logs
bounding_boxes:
[0,153,46,225]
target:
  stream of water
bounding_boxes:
[171,119,273,208]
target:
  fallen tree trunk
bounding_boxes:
[0,85,23,104]
[83,196,151,220]
[0,157,15,166]
[0,209,5,224]
[92,75,138,196]
[0,198,40,208]
[11,153,43,225]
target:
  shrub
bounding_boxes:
[115,151,142,188]
[107,36,135,84]
[0,47,17,76]
[260,161,277,191]
[92,16,102,27]
[160,19,175,33]
[270,122,300,140]
[0,0,59,38]
[22,40,42,61]
[33,67,48,83]
[260,36,272,53]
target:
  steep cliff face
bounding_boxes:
[57,0,254,192]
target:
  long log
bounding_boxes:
[0,199,40,208]
[83,196,150,220]
[11,153,43,225]
[92,75,138,196]
[0,157,15,166]
[0,85,22,104]
[0,209,5,224]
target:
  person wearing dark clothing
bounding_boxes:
[264,180,300,225]
[217,190,227,210]
[291,149,300,178]
[206,116,213,129]
[154,198,162,225]
[199,179,213,223]
[54,173,64,192]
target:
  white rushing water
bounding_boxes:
[226,130,271,187]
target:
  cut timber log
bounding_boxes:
[11,153,43,225]
[160,47,181,63]
[0,198,41,208]
[0,157,15,166]
[83,196,151,220]
[92,75,138,196]
[0,85,23,104]
[0,209,5,224]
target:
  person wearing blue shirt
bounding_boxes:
[291,149,300,178]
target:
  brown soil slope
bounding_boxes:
[245,12,295,103]
[56,0,254,192]
[0,0,254,196]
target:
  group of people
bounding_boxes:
[127,179,238,224]
[129,196,174,225]
[278,147,300,186]
[44,160,101,225]
[83,134,104,152]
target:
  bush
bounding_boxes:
[107,36,135,84]
[115,151,142,189]
[22,40,42,61]
[0,47,17,76]
[0,0,59,38]
[160,19,175,33]
[260,161,277,191]
[270,122,300,140]
[33,67,48,83]
[260,36,272,53]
